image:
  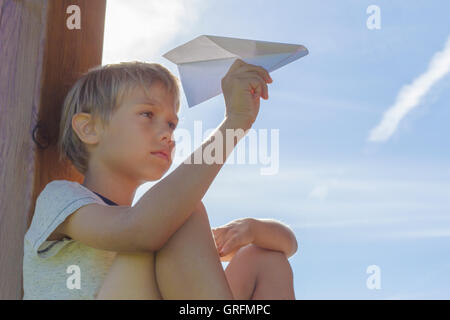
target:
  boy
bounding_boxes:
[23,60,298,299]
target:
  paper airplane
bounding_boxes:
[162,35,308,108]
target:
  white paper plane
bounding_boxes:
[162,35,308,108]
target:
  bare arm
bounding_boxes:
[57,118,245,252]
[131,59,272,251]
[249,218,298,258]
[130,117,247,250]
[57,59,272,253]
[213,217,298,262]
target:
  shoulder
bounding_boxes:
[25,180,105,258]
[31,179,105,232]
[42,179,83,192]
[33,179,104,223]
[38,180,99,203]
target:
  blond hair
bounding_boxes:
[57,61,180,175]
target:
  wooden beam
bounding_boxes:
[0,0,106,299]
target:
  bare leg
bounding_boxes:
[223,244,260,299]
[95,201,232,300]
[155,201,234,300]
[250,248,295,300]
[95,251,162,300]
[224,244,295,300]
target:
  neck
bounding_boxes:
[81,169,139,207]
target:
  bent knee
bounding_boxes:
[184,200,208,223]
[195,200,207,213]
[235,245,293,274]
[96,251,161,300]
[236,244,285,260]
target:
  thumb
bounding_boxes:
[251,85,262,99]
[220,240,233,256]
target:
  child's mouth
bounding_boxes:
[151,152,169,161]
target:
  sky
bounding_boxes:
[102,0,450,299]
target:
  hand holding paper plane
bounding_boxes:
[162,35,308,108]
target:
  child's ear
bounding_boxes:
[71,112,102,145]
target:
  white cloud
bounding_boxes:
[381,228,450,239]
[308,178,340,200]
[308,185,329,200]
[102,0,206,64]
[368,35,450,142]
[292,216,413,229]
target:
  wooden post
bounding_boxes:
[0,0,106,299]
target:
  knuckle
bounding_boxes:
[258,66,268,74]
[252,76,263,84]
[221,77,228,88]
[252,73,263,81]
[233,59,244,68]
[196,200,206,211]
[257,74,266,84]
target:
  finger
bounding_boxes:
[220,239,234,256]
[227,58,247,74]
[251,84,262,100]
[246,72,269,99]
[237,64,272,83]
[230,59,272,84]
[213,234,222,249]
[215,237,224,250]
[212,227,225,236]
[212,228,226,245]
[238,75,268,100]
[237,75,266,99]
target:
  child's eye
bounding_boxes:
[143,112,176,129]
[142,111,153,118]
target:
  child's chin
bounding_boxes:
[146,168,170,181]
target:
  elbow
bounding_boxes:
[143,238,162,252]
[292,232,299,252]
[127,208,165,252]
[138,233,164,252]
[134,221,181,253]
[286,234,299,258]
[152,234,166,252]
[142,229,167,252]
[289,225,299,255]
[147,228,172,252]
[292,236,299,255]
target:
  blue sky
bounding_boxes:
[103,0,450,299]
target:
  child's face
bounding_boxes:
[93,81,179,182]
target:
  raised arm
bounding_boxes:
[129,60,272,251]
[57,59,273,253]
[130,117,246,251]
[57,117,245,252]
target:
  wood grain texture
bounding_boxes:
[0,0,106,299]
